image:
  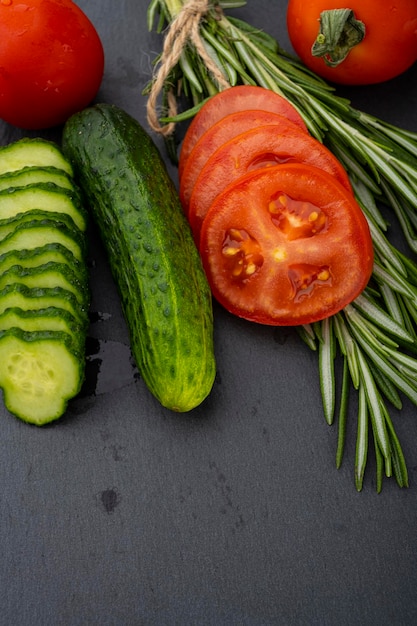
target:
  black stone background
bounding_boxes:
[1,2,417,624]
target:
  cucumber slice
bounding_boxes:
[0,284,89,327]
[0,166,75,192]
[0,306,85,343]
[0,209,80,241]
[0,183,87,231]
[0,328,84,425]
[0,262,89,306]
[0,138,73,176]
[0,244,86,283]
[0,218,86,262]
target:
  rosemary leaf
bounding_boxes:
[355,382,369,491]
[373,429,384,494]
[333,313,360,389]
[373,262,417,307]
[318,316,336,425]
[383,404,409,488]
[356,349,391,463]
[378,282,414,334]
[296,324,317,351]
[370,363,403,410]
[350,178,386,230]
[346,313,417,404]
[336,358,350,469]
[353,293,415,345]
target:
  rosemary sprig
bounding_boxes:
[145,0,417,490]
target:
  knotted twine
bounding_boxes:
[146,0,230,136]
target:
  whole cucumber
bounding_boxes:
[62,104,216,412]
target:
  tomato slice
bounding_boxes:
[188,124,352,244]
[199,164,373,326]
[179,110,306,213]
[178,85,308,179]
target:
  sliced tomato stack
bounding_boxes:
[178,85,373,326]
[178,84,309,180]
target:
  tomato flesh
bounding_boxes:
[189,124,352,244]
[178,85,308,179]
[179,110,308,212]
[287,0,417,85]
[0,0,104,128]
[199,164,373,326]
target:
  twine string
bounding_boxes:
[146,0,230,135]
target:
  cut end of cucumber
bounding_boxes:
[0,139,74,177]
[0,332,84,425]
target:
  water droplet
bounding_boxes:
[90,339,137,395]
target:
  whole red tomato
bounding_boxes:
[287,0,417,85]
[0,0,104,129]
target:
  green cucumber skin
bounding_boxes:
[0,138,73,176]
[0,217,87,262]
[0,166,75,192]
[0,262,89,307]
[0,182,87,231]
[63,104,216,412]
[0,209,80,242]
[0,243,86,284]
[0,283,89,329]
[0,306,86,347]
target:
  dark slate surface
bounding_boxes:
[1,1,417,625]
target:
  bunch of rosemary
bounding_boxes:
[144,0,417,491]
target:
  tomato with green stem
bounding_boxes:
[178,85,308,179]
[199,163,373,326]
[287,0,417,85]
[0,0,104,129]
[188,124,352,244]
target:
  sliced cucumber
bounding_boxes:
[0,328,84,425]
[0,218,86,262]
[0,262,88,306]
[0,137,90,424]
[0,284,89,327]
[0,183,87,231]
[0,306,85,342]
[0,166,75,192]
[0,244,86,283]
[0,209,80,242]
[0,138,73,176]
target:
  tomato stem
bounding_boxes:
[311,9,366,67]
